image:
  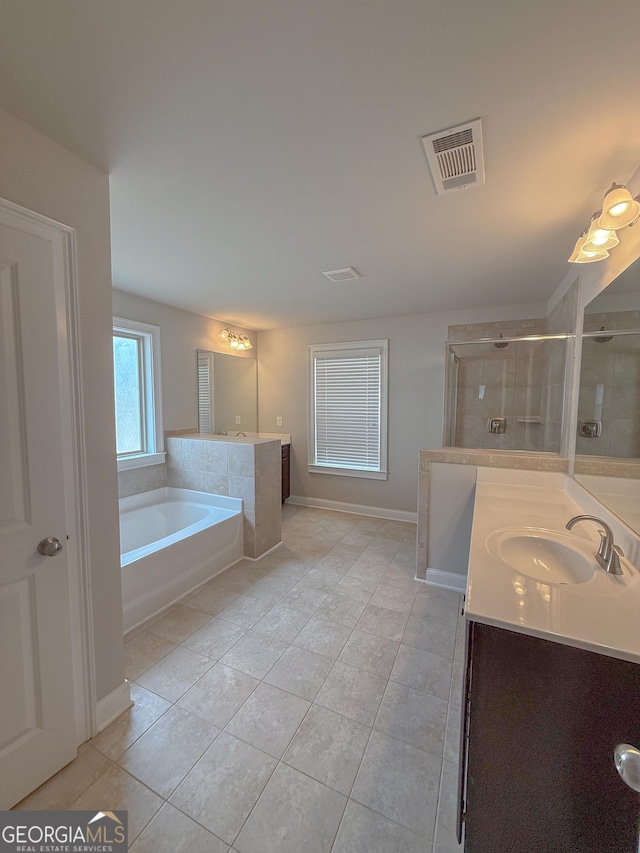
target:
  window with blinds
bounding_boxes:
[308,340,388,479]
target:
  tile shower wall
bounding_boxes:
[166,436,282,558]
[577,311,640,458]
[447,290,577,455]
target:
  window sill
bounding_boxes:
[117,452,166,472]
[307,464,388,481]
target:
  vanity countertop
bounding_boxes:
[466,468,640,664]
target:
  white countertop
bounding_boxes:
[466,468,640,664]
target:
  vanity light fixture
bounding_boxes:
[219,328,253,350]
[569,182,639,264]
[581,211,619,253]
[599,183,640,230]
[567,232,609,264]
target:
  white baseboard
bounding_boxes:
[288,495,417,524]
[96,682,132,733]
[425,568,467,593]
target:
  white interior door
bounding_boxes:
[0,213,78,807]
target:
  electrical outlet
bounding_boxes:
[276,416,283,427]
[235,415,241,424]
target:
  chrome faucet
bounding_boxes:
[566,515,624,575]
[236,431,246,437]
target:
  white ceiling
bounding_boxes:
[1,1,640,330]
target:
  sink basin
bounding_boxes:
[486,528,596,585]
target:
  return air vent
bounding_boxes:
[422,118,485,195]
[322,267,361,283]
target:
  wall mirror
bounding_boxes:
[574,254,640,533]
[196,350,258,434]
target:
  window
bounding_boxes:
[113,317,164,470]
[308,339,388,479]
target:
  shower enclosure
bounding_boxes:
[443,333,570,453]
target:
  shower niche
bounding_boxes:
[443,330,569,453]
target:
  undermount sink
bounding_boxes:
[486,528,596,585]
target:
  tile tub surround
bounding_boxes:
[118,463,168,499]
[16,505,463,853]
[417,448,569,581]
[167,435,282,558]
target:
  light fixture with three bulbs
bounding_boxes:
[219,328,253,350]
[568,183,640,264]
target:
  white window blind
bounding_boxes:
[308,340,388,479]
[197,351,214,434]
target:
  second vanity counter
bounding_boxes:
[466,468,640,664]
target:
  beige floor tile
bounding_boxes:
[147,603,213,643]
[369,584,416,614]
[333,575,377,603]
[71,764,163,843]
[333,800,426,853]
[225,682,310,758]
[170,732,276,845]
[215,594,272,628]
[264,645,333,700]
[181,617,247,660]
[292,617,352,660]
[411,593,461,626]
[125,630,176,681]
[402,616,457,658]
[186,584,239,616]
[316,593,367,629]
[219,630,288,678]
[246,576,296,605]
[375,680,448,756]
[356,603,408,642]
[14,743,111,810]
[234,763,346,853]
[351,730,441,840]
[283,705,370,796]
[298,566,345,592]
[136,645,215,702]
[118,705,219,797]
[345,561,388,584]
[91,683,171,761]
[130,802,229,853]
[252,604,309,642]
[338,630,400,679]
[315,661,387,727]
[279,584,328,617]
[178,663,259,728]
[390,644,453,700]
[434,759,464,851]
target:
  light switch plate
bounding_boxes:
[276,416,283,427]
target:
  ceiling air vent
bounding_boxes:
[322,267,361,283]
[421,118,485,195]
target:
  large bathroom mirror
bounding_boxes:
[574,254,640,532]
[196,350,258,434]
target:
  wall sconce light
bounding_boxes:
[219,328,253,350]
[569,182,639,264]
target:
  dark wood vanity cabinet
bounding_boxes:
[459,621,640,853]
[281,443,290,503]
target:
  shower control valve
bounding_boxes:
[488,417,507,434]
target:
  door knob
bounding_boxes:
[614,744,640,793]
[37,536,63,557]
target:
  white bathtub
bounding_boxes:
[119,487,243,631]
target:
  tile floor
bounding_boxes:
[17,505,466,853]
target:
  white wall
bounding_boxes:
[112,289,257,433]
[0,108,123,702]
[257,301,544,514]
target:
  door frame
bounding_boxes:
[0,196,96,745]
